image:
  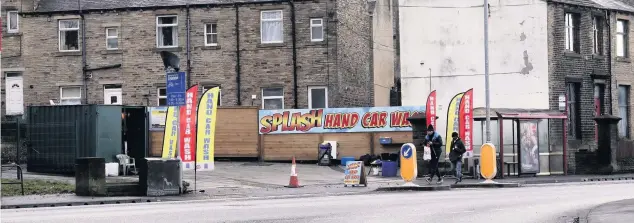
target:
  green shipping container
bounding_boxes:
[26,105,123,174]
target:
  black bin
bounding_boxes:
[75,157,107,196]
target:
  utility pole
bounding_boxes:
[484,0,491,143]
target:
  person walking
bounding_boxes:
[448,132,467,184]
[424,124,444,184]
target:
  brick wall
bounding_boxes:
[547,3,612,173]
[1,0,374,114]
[335,0,373,107]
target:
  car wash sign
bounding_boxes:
[258,106,425,134]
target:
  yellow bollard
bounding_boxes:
[400,143,418,186]
[479,143,497,183]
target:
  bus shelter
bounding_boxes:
[471,108,568,178]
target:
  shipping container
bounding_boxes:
[25,105,125,174]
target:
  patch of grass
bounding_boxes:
[1,179,74,197]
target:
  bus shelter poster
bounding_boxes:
[258,106,425,134]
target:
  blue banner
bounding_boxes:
[166,72,186,106]
[258,106,425,134]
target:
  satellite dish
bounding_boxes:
[160,51,180,72]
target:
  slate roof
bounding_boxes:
[549,0,634,12]
[34,0,287,12]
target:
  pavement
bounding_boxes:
[586,198,634,223]
[2,182,634,222]
[3,161,634,209]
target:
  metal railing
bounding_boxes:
[1,164,25,195]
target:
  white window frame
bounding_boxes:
[260,10,284,44]
[592,16,602,55]
[308,86,328,109]
[106,27,119,50]
[565,13,577,52]
[617,19,629,57]
[7,11,19,33]
[59,86,82,105]
[156,15,179,48]
[618,85,630,138]
[310,18,324,42]
[58,19,80,52]
[261,87,284,110]
[204,23,218,46]
[157,87,167,106]
[201,85,222,106]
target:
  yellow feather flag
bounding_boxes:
[195,87,220,171]
[161,106,179,159]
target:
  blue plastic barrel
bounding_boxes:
[382,161,398,177]
[340,156,356,166]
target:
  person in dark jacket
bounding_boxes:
[448,132,467,184]
[424,124,444,184]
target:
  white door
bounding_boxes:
[104,88,123,105]
[5,73,24,115]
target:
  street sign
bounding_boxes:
[480,143,497,182]
[400,143,417,185]
[166,72,186,106]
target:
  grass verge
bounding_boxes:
[1,179,74,196]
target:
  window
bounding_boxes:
[262,87,284,109]
[565,13,580,53]
[617,20,629,57]
[106,28,119,50]
[619,85,630,138]
[201,85,222,106]
[59,19,80,52]
[158,87,167,106]
[204,23,218,46]
[593,16,603,55]
[157,16,178,48]
[308,86,328,109]
[261,10,283,44]
[7,11,18,33]
[60,86,82,105]
[567,83,581,139]
[310,18,324,42]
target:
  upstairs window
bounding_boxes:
[565,13,580,53]
[617,19,629,57]
[310,18,324,42]
[106,27,119,50]
[59,19,80,52]
[7,11,19,33]
[261,10,283,43]
[157,16,178,48]
[593,16,604,55]
[204,23,218,46]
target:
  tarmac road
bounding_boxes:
[2,182,633,223]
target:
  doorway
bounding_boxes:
[104,84,123,105]
[122,107,147,170]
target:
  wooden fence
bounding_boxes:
[149,107,414,161]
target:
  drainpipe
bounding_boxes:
[186,4,192,87]
[606,10,613,115]
[290,0,298,109]
[79,0,88,104]
[235,4,242,106]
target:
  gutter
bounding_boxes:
[20,0,313,16]
[85,64,122,72]
[186,4,192,87]
[290,0,298,109]
[235,4,242,106]
[606,10,613,115]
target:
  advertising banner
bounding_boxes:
[344,161,363,186]
[459,89,474,157]
[445,92,464,155]
[179,85,199,169]
[161,106,179,159]
[258,106,425,134]
[519,120,540,174]
[426,90,436,129]
[196,87,220,171]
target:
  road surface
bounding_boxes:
[2,182,634,223]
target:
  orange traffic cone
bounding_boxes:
[285,156,302,188]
